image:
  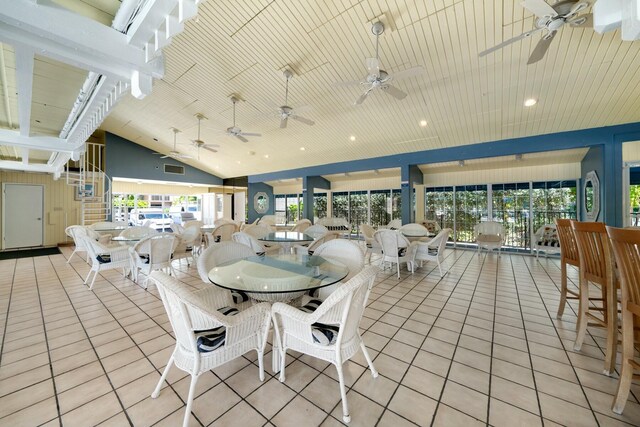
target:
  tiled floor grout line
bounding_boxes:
[31,257,64,427]
[429,251,494,426]
[484,252,500,425]
[521,255,601,426]
[506,254,545,424]
[0,259,17,367]
[45,255,137,426]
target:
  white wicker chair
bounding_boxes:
[89,221,116,230]
[411,228,451,277]
[244,223,274,239]
[304,224,329,239]
[211,223,236,244]
[119,226,157,239]
[293,233,336,255]
[257,215,277,226]
[197,242,256,310]
[150,271,271,427]
[399,223,430,238]
[271,266,380,424]
[81,235,132,290]
[360,224,382,263]
[170,223,185,234]
[380,219,402,230]
[184,220,203,230]
[65,225,110,263]
[374,229,413,278]
[173,226,202,266]
[130,233,177,288]
[311,239,365,300]
[291,219,312,233]
[214,218,237,228]
[533,224,561,258]
[232,232,281,256]
[474,221,505,255]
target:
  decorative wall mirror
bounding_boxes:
[254,192,269,214]
[584,170,600,222]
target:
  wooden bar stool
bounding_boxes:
[606,226,640,414]
[555,218,581,318]
[571,220,617,376]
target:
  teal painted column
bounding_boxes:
[401,165,423,224]
[302,176,330,223]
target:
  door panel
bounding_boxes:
[3,184,44,249]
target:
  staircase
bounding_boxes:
[66,142,112,226]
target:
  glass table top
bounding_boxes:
[259,231,315,243]
[208,254,348,294]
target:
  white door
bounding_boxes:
[3,184,44,249]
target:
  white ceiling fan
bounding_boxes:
[334,21,425,105]
[220,96,261,142]
[192,114,220,160]
[277,69,315,128]
[479,0,593,64]
[154,128,193,159]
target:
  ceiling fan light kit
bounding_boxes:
[277,69,316,128]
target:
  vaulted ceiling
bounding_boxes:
[2,1,640,179]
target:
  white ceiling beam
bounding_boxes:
[0,159,55,174]
[0,0,164,82]
[0,129,83,153]
[20,147,29,165]
[14,47,34,137]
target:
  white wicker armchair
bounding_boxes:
[533,224,561,258]
[310,239,365,300]
[119,226,158,239]
[293,232,336,256]
[271,266,380,424]
[172,226,202,266]
[197,242,255,310]
[243,223,274,239]
[374,229,413,278]
[81,235,132,290]
[211,223,236,244]
[291,218,312,233]
[130,233,177,287]
[411,228,451,277]
[474,221,505,255]
[65,225,110,263]
[360,224,382,262]
[232,231,281,256]
[150,271,271,427]
[304,224,329,239]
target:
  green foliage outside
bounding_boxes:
[112,194,148,208]
[630,185,640,209]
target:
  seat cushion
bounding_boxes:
[230,290,249,304]
[299,299,339,345]
[96,254,111,263]
[195,306,239,353]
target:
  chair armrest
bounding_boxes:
[97,234,112,244]
[271,301,315,324]
[192,286,234,310]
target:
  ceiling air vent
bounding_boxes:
[164,164,184,175]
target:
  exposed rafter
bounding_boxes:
[0,0,202,177]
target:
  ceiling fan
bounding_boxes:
[479,0,592,64]
[221,96,261,142]
[154,128,193,159]
[276,70,315,128]
[192,114,220,159]
[334,21,425,105]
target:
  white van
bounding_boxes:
[130,209,173,231]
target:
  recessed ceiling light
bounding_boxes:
[419,120,427,127]
[236,161,241,164]
[300,147,306,151]
[524,98,537,107]
[264,154,269,159]
[349,135,356,141]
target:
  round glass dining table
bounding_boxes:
[258,231,315,254]
[208,254,348,303]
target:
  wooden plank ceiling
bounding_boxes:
[7,0,637,179]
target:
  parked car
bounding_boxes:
[130,209,173,231]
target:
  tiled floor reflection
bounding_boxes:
[1,246,639,426]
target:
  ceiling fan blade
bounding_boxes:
[479,28,543,57]
[202,146,217,153]
[355,90,370,105]
[366,57,380,77]
[569,13,592,28]
[332,79,365,87]
[291,115,315,126]
[235,135,249,143]
[521,0,558,19]
[239,132,261,137]
[382,84,407,100]
[527,31,556,64]
[392,66,426,81]
[160,155,170,159]
[280,116,288,129]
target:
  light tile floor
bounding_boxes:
[1,247,639,426]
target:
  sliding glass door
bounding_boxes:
[454,185,488,243]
